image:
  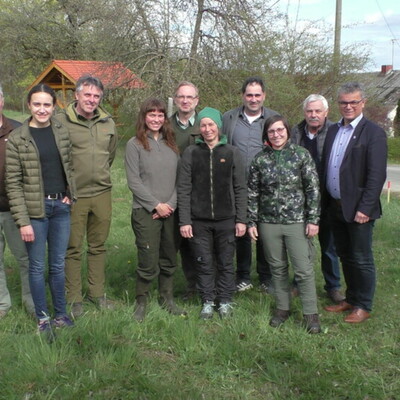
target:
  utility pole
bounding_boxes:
[392,39,395,68]
[333,0,342,80]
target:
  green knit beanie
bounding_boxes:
[198,107,223,129]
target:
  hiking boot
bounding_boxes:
[236,281,253,292]
[200,301,215,320]
[159,296,187,316]
[71,302,83,318]
[327,289,345,304]
[259,281,274,294]
[269,309,290,328]
[218,302,234,319]
[133,296,147,322]
[37,319,55,343]
[303,314,321,334]
[89,296,116,310]
[0,309,9,319]
[158,274,187,316]
[52,315,74,328]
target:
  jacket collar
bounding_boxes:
[65,101,110,124]
[195,134,228,147]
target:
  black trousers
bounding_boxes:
[189,218,236,303]
[329,200,376,312]
[236,233,272,284]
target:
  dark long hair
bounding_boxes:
[27,84,57,105]
[135,98,178,153]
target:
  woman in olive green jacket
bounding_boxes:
[6,84,76,338]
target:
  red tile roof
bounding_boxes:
[43,60,145,89]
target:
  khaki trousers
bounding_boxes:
[65,191,112,303]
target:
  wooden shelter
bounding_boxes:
[29,59,145,109]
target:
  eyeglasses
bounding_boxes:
[338,99,364,107]
[267,127,286,135]
[175,95,197,101]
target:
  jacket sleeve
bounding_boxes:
[301,151,320,225]
[247,156,260,227]
[5,135,31,227]
[177,148,193,226]
[124,139,160,212]
[357,125,387,217]
[232,147,247,224]
[166,165,178,210]
[108,120,118,167]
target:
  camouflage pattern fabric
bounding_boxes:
[247,141,320,226]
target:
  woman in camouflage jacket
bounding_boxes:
[247,115,321,334]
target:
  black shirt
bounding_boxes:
[30,125,66,195]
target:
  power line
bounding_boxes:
[375,0,400,49]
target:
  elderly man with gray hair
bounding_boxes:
[291,94,344,304]
[0,84,34,317]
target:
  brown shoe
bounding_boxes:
[327,289,345,304]
[344,308,370,323]
[324,301,353,313]
[71,302,83,318]
[88,296,116,310]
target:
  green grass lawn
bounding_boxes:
[0,144,399,400]
[3,109,30,123]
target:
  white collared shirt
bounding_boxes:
[176,112,196,130]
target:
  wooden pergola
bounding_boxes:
[29,59,146,110]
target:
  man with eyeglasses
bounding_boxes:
[223,77,278,294]
[291,94,344,304]
[170,81,200,300]
[322,82,387,323]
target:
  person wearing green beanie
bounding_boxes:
[197,107,223,130]
[177,106,247,319]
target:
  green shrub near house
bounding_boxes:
[388,137,400,164]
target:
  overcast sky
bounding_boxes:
[278,0,400,71]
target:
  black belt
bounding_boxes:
[45,192,65,200]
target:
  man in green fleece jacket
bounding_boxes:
[57,75,117,317]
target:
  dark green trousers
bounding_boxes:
[131,208,178,282]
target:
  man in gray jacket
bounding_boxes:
[222,77,278,293]
[291,94,344,303]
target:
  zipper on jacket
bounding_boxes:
[210,148,214,219]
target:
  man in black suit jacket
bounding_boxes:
[322,82,387,323]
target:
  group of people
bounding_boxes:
[0,74,387,338]
[124,77,387,333]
